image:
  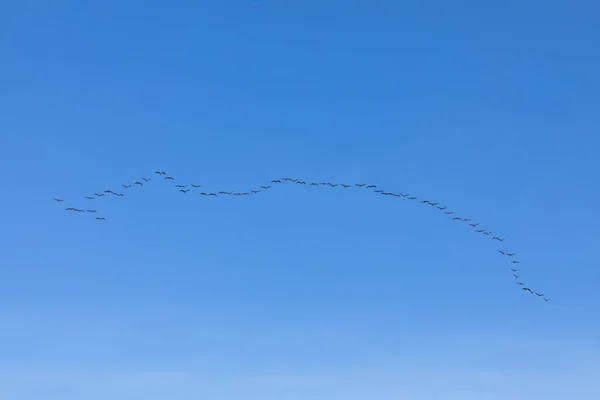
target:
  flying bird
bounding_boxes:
[155,171,166,175]
[272,180,281,183]
[543,298,550,302]
[191,184,201,188]
[444,211,453,214]
[54,198,64,202]
[94,193,105,197]
[85,196,95,200]
[175,185,186,188]
[492,236,504,241]
[356,184,366,187]
[261,186,271,189]
[436,206,447,210]
[366,185,377,189]
[122,184,131,188]
[534,292,544,297]
[469,223,479,227]
[499,250,506,255]
[513,274,519,279]
[85,210,97,213]
[134,181,143,185]
[510,261,520,264]
[180,189,190,193]
[452,217,462,220]
[341,184,351,188]
[165,176,174,180]
[251,190,261,193]
[96,217,106,221]
[507,253,516,256]
[143,178,151,182]
[510,268,519,272]
[516,282,525,286]
[65,207,76,211]
[310,182,319,186]
[475,229,485,233]
[522,287,534,294]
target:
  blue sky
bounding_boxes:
[1,0,599,398]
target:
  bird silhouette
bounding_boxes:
[492,236,504,241]
[134,181,143,185]
[96,217,106,221]
[271,180,281,183]
[510,268,519,272]
[85,196,95,200]
[437,206,447,210]
[534,292,544,297]
[180,189,190,193]
[507,252,516,256]
[122,184,131,189]
[94,193,105,197]
[452,217,462,220]
[366,185,377,188]
[175,185,186,188]
[54,198,64,202]
[65,207,76,211]
[251,190,261,193]
[475,229,485,233]
[155,171,166,175]
[510,261,520,264]
[191,184,201,188]
[516,282,525,286]
[261,186,271,189]
[444,211,453,214]
[356,184,366,187]
[341,184,351,188]
[143,178,151,182]
[165,176,174,180]
[85,210,97,213]
[522,287,534,294]
[310,182,319,186]
[543,298,550,302]
[513,274,519,279]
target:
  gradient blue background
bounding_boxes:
[1,1,599,398]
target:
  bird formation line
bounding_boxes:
[54,170,548,301]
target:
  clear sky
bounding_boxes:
[1,1,599,399]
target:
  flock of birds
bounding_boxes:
[54,170,548,302]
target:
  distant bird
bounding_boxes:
[85,209,97,213]
[272,180,281,183]
[180,189,190,193]
[374,189,384,193]
[155,170,166,175]
[175,185,186,188]
[94,193,105,197]
[65,207,75,211]
[251,190,261,193]
[143,177,151,182]
[499,250,506,255]
[492,236,504,241]
[85,196,95,200]
[462,218,471,222]
[134,181,143,185]
[437,206,447,210]
[341,184,351,188]
[115,193,124,196]
[75,209,85,212]
[200,192,208,196]
[242,192,249,195]
[310,182,319,186]
[297,181,306,184]
[191,184,201,188]
[452,217,462,220]
[475,229,485,233]
[507,252,516,256]
[429,202,439,206]
[261,186,271,189]
[104,190,113,193]
[444,211,453,214]
[96,217,106,221]
[328,183,338,187]
[534,292,544,297]
[483,231,492,236]
[209,193,217,196]
[510,261,520,264]
[54,198,64,202]
[510,268,519,272]
[543,297,550,302]
[421,200,431,204]
[366,185,377,189]
[408,197,417,200]
[469,223,479,227]
[122,184,131,189]
[165,176,174,180]
[522,287,534,294]
[516,282,525,286]
[399,193,409,197]
[513,274,519,279]
[356,184,366,187]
